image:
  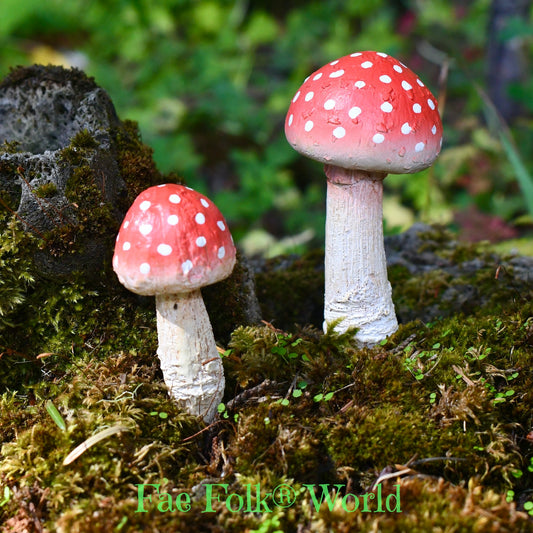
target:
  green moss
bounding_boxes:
[113,119,178,204]
[1,222,532,531]
[0,140,22,154]
[33,182,58,198]
[254,249,325,330]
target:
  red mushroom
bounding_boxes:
[285,51,443,345]
[113,184,236,422]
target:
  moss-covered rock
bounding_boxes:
[1,93,533,532]
[0,65,171,277]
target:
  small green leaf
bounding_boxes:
[0,486,11,507]
[45,400,66,431]
[324,392,334,401]
[313,393,324,402]
[280,398,290,406]
[158,412,168,419]
[292,389,302,398]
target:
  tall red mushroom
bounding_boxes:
[285,51,443,345]
[113,184,236,422]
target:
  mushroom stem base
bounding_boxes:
[323,165,398,346]
[155,290,224,423]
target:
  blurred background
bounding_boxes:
[1,0,532,256]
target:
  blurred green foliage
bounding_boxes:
[0,0,532,253]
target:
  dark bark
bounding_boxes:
[486,0,531,122]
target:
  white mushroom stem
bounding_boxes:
[155,290,224,423]
[323,164,398,346]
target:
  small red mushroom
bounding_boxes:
[113,184,236,422]
[285,51,443,345]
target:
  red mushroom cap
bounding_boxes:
[113,184,236,296]
[285,51,443,174]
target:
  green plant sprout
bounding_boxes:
[270,333,309,363]
[525,501,533,516]
[149,411,168,419]
[403,342,443,381]
[217,403,239,422]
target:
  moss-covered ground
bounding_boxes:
[1,185,533,530]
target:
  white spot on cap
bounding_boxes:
[169,194,181,204]
[305,91,314,101]
[348,106,361,119]
[167,214,178,225]
[200,199,209,208]
[139,223,153,236]
[288,114,293,126]
[333,127,345,139]
[393,65,403,73]
[381,102,393,113]
[401,122,412,135]
[329,69,344,78]
[361,61,373,68]
[218,247,226,259]
[217,220,226,231]
[157,244,172,256]
[354,81,365,89]
[182,260,192,274]
[379,75,392,83]
[140,263,150,274]
[415,142,425,152]
[417,79,425,86]
[401,81,412,91]
[431,125,437,135]
[305,120,314,132]
[123,221,130,229]
[350,52,362,57]
[113,255,118,267]
[196,236,207,247]
[123,242,131,251]
[292,91,300,103]
[195,213,205,224]
[324,99,335,110]
[139,200,151,211]
[413,103,422,113]
[427,99,436,110]
[373,133,385,144]
[313,72,323,81]
[377,52,388,57]
[330,59,339,65]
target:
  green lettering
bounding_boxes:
[304,484,344,511]
[386,484,402,512]
[135,484,159,513]
[203,483,228,513]
[157,490,174,513]
[341,493,359,513]
[175,492,191,512]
